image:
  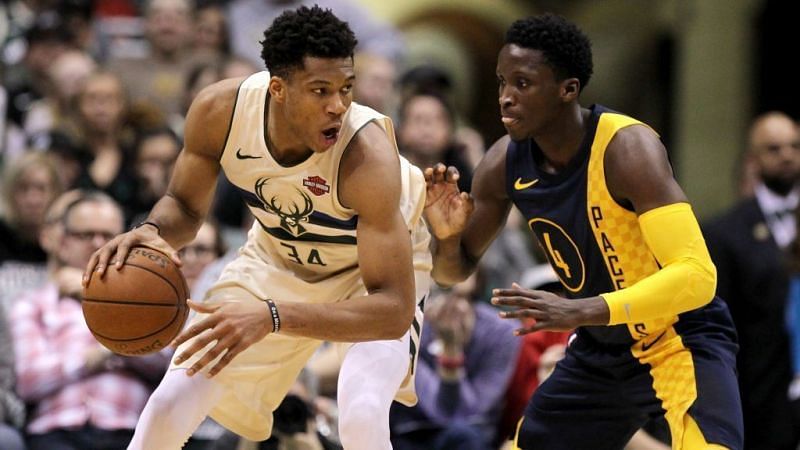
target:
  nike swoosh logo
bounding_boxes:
[514,177,539,190]
[640,331,667,352]
[236,148,262,160]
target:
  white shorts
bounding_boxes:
[171,230,431,441]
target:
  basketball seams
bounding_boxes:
[82,247,189,353]
[85,304,184,342]
[119,261,183,303]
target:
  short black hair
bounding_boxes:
[260,5,358,78]
[505,13,593,91]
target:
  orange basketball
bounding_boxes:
[82,246,189,356]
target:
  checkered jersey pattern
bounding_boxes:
[632,328,698,446]
[586,113,673,337]
[10,283,154,434]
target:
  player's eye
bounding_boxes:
[341,85,353,94]
[312,88,326,95]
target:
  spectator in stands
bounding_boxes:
[353,51,397,116]
[25,49,97,150]
[129,127,181,223]
[227,0,405,68]
[10,191,170,450]
[191,3,230,65]
[0,151,62,264]
[0,301,25,450]
[705,111,800,450]
[397,90,473,193]
[2,11,74,161]
[68,70,138,220]
[108,0,195,118]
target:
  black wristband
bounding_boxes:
[266,298,280,333]
[133,221,161,235]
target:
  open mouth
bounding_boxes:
[501,116,520,126]
[322,127,340,145]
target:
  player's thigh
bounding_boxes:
[515,352,644,450]
[669,344,743,450]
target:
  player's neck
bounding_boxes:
[535,105,589,172]
[265,102,314,167]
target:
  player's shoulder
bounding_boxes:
[184,77,249,158]
[607,123,663,159]
[347,120,395,164]
[190,76,249,119]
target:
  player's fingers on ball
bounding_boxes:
[114,240,132,269]
[83,252,100,286]
[94,244,117,278]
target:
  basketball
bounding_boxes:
[82,245,190,356]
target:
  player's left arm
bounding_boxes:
[598,124,715,324]
[494,125,716,331]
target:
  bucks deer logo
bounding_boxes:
[255,177,314,236]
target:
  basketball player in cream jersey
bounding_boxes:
[84,6,430,449]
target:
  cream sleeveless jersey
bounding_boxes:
[220,71,432,288]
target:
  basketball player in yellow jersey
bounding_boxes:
[84,6,431,450]
[424,14,743,450]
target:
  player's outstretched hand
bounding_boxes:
[172,300,273,377]
[423,163,474,240]
[491,283,603,335]
[82,223,180,286]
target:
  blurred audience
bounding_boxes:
[67,70,139,222]
[2,11,75,161]
[704,111,800,450]
[108,0,195,118]
[227,0,405,68]
[0,301,26,450]
[398,65,485,170]
[390,274,520,450]
[25,49,97,151]
[353,51,397,117]
[219,55,259,80]
[129,127,181,223]
[11,191,170,450]
[397,90,473,193]
[0,151,63,264]
[180,219,228,297]
[191,3,230,65]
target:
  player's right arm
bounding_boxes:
[82,78,242,285]
[424,135,513,287]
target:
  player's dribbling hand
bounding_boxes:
[172,299,273,377]
[423,163,474,240]
[82,224,180,287]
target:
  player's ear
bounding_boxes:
[561,78,580,102]
[268,77,286,103]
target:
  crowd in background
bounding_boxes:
[0,1,799,449]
